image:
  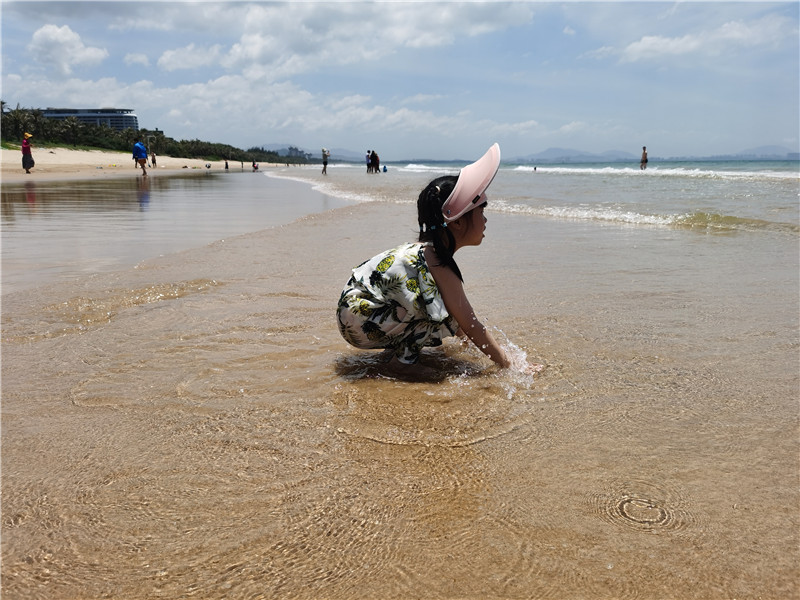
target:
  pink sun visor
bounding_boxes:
[441,142,501,222]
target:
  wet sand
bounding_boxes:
[1,174,798,598]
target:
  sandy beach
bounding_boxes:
[1,146,274,184]
[2,159,797,599]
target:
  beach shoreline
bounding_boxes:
[1,146,283,184]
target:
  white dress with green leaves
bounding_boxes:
[337,242,458,364]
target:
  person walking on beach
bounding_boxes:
[21,132,35,174]
[322,148,330,175]
[337,143,543,379]
[132,138,148,176]
[366,150,372,173]
[640,146,648,170]
[151,151,157,169]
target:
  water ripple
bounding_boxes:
[589,479,699,535]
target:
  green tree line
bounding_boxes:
[1,102,307,164]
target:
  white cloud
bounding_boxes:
[124,53,149,67]
[27,24,108,76]
[583,45,617,60]
[10,74,135,108]
[563,26,576,36]
[621,33,700,61]
[620,15,797,62]
[402,94,444,105]
[158,43,224,71]
[219,2,533,77]
[490,119,541,136]
[559,121,587,134]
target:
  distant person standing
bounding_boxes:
[640,146,648,170]
[366,150,372,173]
[151,151,157,168]
[21,132,34,174]
[322,148,330,175]
[132,138,148,176]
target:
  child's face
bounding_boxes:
[462,204,487,247]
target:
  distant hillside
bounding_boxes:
[519,147,588,161]
[514,147,637,163]
[261,143,364,161]
[735,145,796,158]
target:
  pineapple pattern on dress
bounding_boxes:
[337,242,457,364]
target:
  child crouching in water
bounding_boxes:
[337,143,541,378]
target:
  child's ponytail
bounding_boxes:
[417,176,464,282]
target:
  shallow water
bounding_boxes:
[1,171,348,293]
[1,171,798,599]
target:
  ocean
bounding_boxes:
[298,158,799,231]
[2,159,798,599]
[3,160,797,291]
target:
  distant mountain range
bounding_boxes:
[260,143,799,163]
[514,148,637,163]
[499,145,798,163]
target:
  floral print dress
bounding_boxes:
[337,242,458,364]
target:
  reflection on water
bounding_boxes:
[136,175,150,208]
[23,181,37,206]
[1,172,349,293]
[2,176,161,224]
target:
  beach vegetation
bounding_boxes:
[0,101,306,164]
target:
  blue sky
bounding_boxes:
[2,1,798,161]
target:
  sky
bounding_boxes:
[1,1,798,161]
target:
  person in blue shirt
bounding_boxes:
[132,138,148,176]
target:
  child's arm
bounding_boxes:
[427,254,510,368]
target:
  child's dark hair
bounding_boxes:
[417,175,464,282]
